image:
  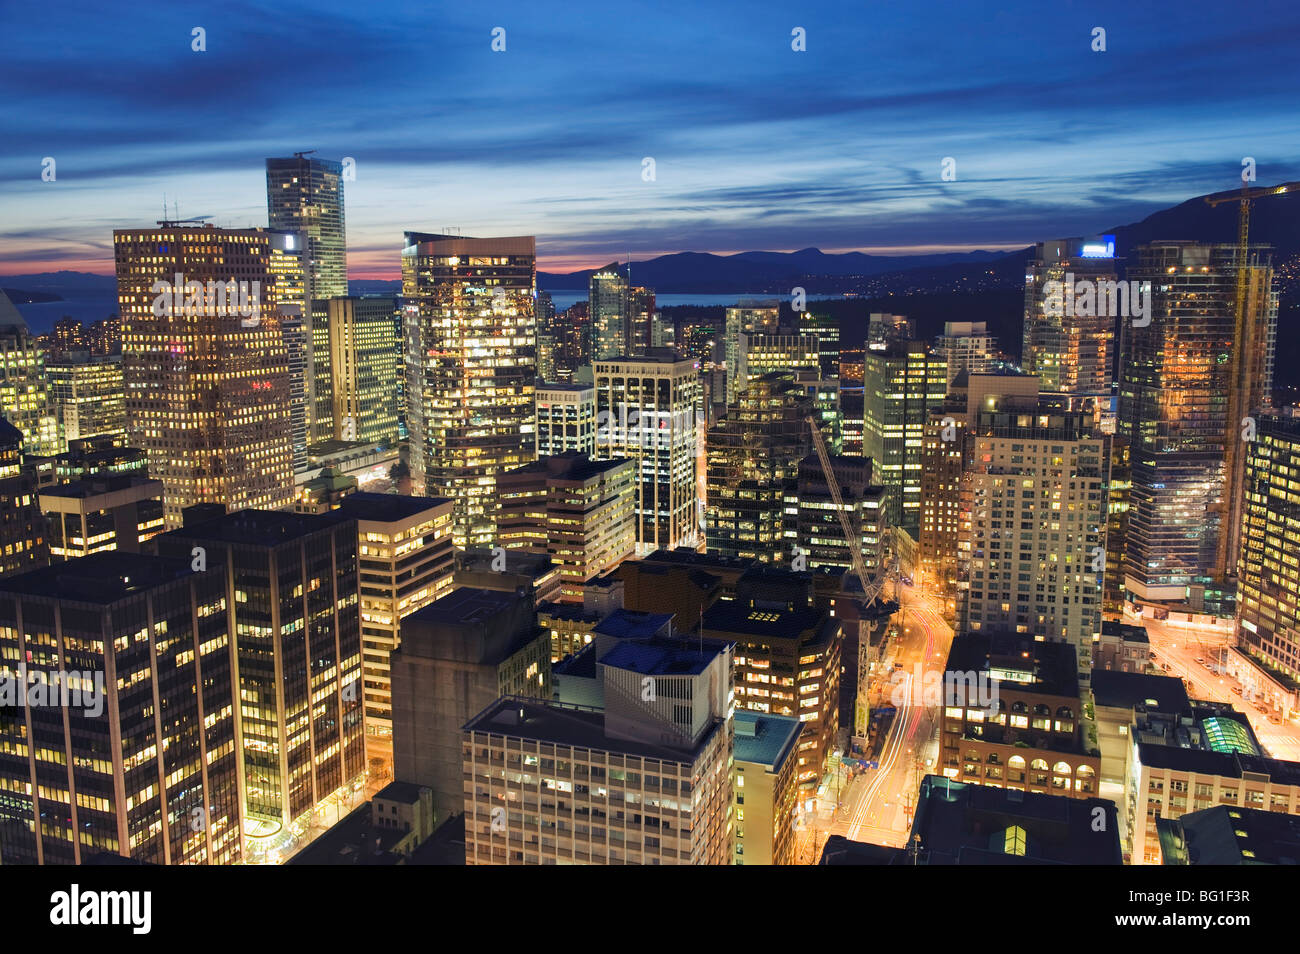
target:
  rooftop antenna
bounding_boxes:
[294,150,317,159]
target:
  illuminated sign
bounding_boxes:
[1080,236,1115,258]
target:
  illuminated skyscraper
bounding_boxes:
[0,290,59,455]
[590,270,628,360]
[496,452,637,602]
[313,297,400,444]
[535,383,597,456]
[934,321,996,387]
[0,552,240,864]
[45,354,125,446]
[593,350,701,553]
[337,493,456,746]
[1119,241,1276,606]
[114,225,295,527]
[959,409,1107,677]
[156,508,365,854]
[1237,414,1300,688]
[862,342,948,536]
[1022,237,1118,396]
[0,417,49,578]
[265,155,348,299]
[724,305,778,404]
[402,231,537,547]
[626,286,656,357]
[706,372,812,561]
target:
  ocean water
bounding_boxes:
[12,289,847,334]
[13,293,120,333]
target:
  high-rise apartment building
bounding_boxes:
[336,493,456,745]
[959,409,1107,675]
[114,224,295,526]
[154,508,365,848]
[0,291,59,456]
[402,231,537,548]
[725,305,779,403]
[590,270,628,360]
[706,372,812,561]
[934,321,996,387]
[496,452,637,602]
[862,342,948,536]
[313,297,400,444]
[1022,237,1118,396]
[1119,241,1276,604]
[0,552,240,864]
[536,290,558,382]
[593,350,701,553]
[45,354,125,447]
[535,383,597,456]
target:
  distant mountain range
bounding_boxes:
[536,248,1010,293]
[8,189,1299,300]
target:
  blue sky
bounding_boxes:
[2,0,1299,276]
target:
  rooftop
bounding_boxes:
[410,587,522,627]
[338,491,452,523]
[946,631,1080,698]
[703,599,827,641]
[502,452,632,483]
[164,506,354,546]
[1090,669,1190,713]
[0,551,198,604]
[598,640,715,678]
[1159,805,1300,865]
[38,474,163,499]
[593,609,674,640]
[465,696,716,763]
[909,775,1122,865]
[733,711,802,770]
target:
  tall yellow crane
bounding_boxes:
[1203,181,1300,580]
[806,416,897,745]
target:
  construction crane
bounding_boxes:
[806,416,897,746]
[1203,180,1300,580]
[293,150,318,159]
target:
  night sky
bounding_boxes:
[3,0,1299,277]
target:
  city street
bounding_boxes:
[1141,614,1300,761]
[797,581,954,861]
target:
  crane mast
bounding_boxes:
[806,416,896,745]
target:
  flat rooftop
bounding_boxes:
[339,491,452,523]
[947,631,1080,698]
[38,474,162,499]
[465,696,718,763]
[409,587,522,627]
[598,640,714,678]
[165,507,354,546]
[593,609,673,640]
[703,600,824,639]
[0,551,197,604]
[1091,669,1190,713]
[733,711,802,770]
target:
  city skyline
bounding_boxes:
[4,0,1300,277]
